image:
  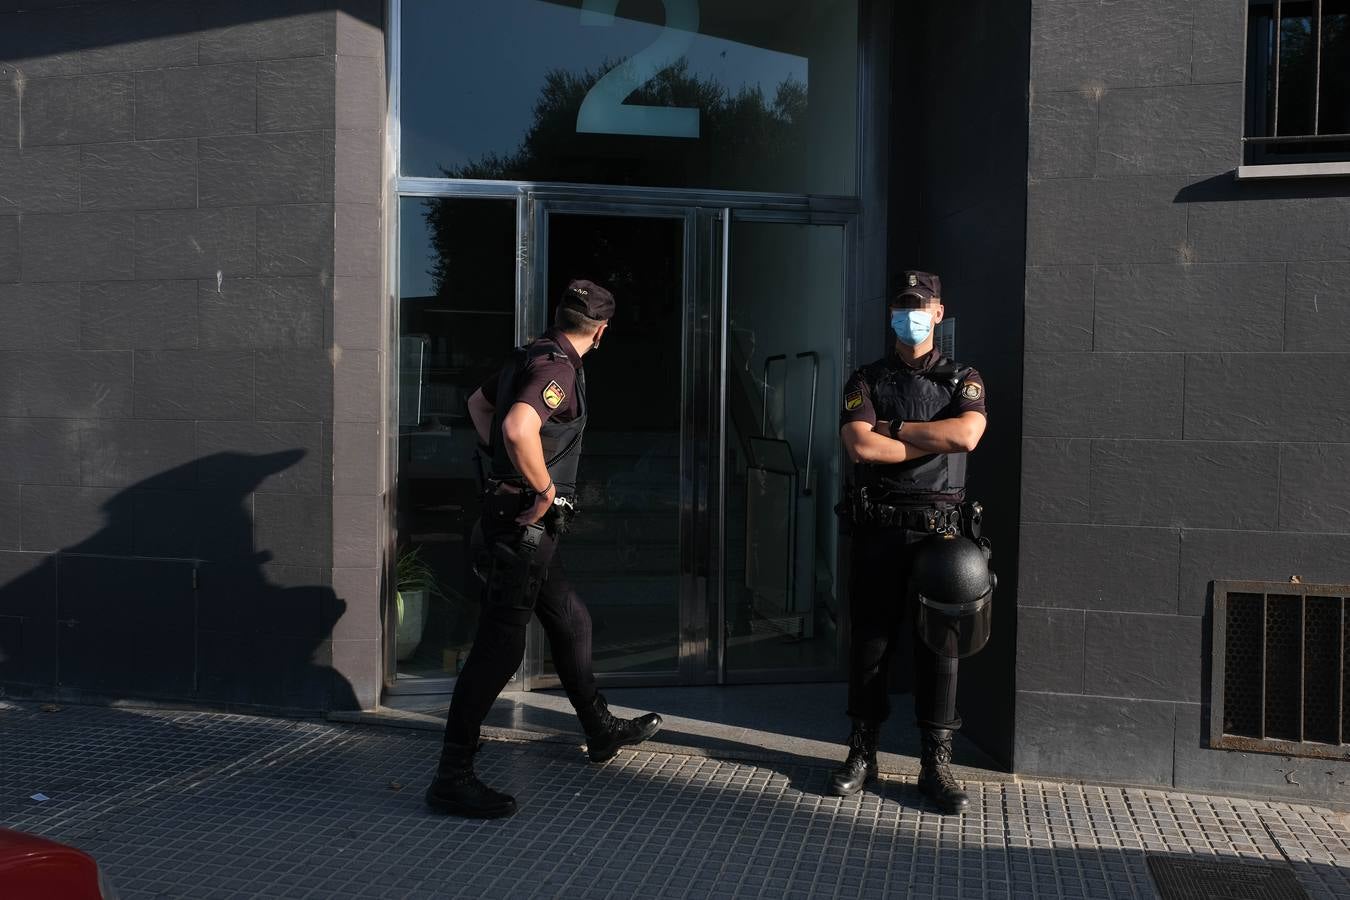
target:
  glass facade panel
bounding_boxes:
[400,0,858,194]
[395,197,517,684]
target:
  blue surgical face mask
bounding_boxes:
[891,309,934,347]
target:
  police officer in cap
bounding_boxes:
[829,270,988,814]
[426,279,663,818]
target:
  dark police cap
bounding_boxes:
[892,270,942,305]
[560,279,615,321]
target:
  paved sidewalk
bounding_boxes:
[3,701,1348,899]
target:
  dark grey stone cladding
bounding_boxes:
[1017,0,1350,804]
[0,0,383,713]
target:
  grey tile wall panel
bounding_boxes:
[1082,611,1202,703]
[254,350,331,422]
[0,147,80,212]
[19,484,123,553]
[1189,195,1350,262]
[1023,352,1184,439]
[1023,266,1093,351]
[256,204,334,276]
[0,418,80,485]
[0,353,16,417]
[1185,353,1350,442]
[0,9,82,77]
[332,423,379,495]
[0,481,16,549]
[80,280,198,351]
[330,566,381,641]
[336,0,384,59]
[77,419,197,489]
[1172,703,1350,805]
[1019,523,1180,613]
[80,140,198,211]
[17,350,133,418]
[1093,263,1285,352]
[22,212,135,281]
[135,64,257,140]
[199,133,333,207]
[335,131,382,206]
[80,0,201,74]
[333,203,379,277]
[199,0,332,64]
[333,349,379,423]
[1030,0,1193,91]
[1191,0,1249,85]
[332,276,381,349]
[0,73,16,147]
[332,494,377,568]
[0,216,16,282]
[255,492,330,568]
[330,637,379,709]
[1026,177,1190,266]
[134,208,256,280]
[1027,91,1097,178]
[1285,262,1350,351]
[198,276,326,350]
[133,350,253,421]
[1096,84,1242,176]
[334,55,384,132]
[0,550,53,618]
[1014,690,1176,785]
[1278,443,1350,533]
[0,282,80,350]
[1089,440,1280,530]
[1177,529,1350,616]
[24,74,134,145]
[1016,607,1085,693]
[258,57,335,133]
[1019,437,1090,523]
[195,421,324,495]
[131,490,251,561]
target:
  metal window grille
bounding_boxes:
[1244,1,1350,164]
[1210,580,1350,760]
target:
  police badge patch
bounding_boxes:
[844,390,863,411]
[961,381,983,401]
[542,380,566,410]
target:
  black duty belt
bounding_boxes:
[840,487,982,536]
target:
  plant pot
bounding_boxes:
[395,589,428,662]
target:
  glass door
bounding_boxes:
[524,200,705,686]
[715,213,850,683]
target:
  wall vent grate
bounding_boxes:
[1211,581,1350,760]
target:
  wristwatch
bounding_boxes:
[888,419,905,439]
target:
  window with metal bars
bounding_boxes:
[1210,581,1349,760]
[1245,1,1350,165]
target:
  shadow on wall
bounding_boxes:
[0,451,357,713]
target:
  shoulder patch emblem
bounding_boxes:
[961,382,983,401]
[542,380,566,410]
[844,390,864,411]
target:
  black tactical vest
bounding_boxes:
[489,338,588,497]
[853,354,972,506]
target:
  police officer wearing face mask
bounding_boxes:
[829,270,988,814]
[425,279,663,819]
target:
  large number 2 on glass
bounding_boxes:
[576,0,700,138]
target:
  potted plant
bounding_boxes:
[395,548,441,663]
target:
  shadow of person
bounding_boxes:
[0,451,358,713]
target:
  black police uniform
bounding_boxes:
[829,270,987,813]
[427,281,661,819]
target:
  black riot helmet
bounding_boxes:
[910,533,996,659]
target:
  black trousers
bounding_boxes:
[846,526,961,731]
[442,512,598,748]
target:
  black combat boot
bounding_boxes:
[827,719,880,796]
[424,741,517,818]
[917,728,969,814]
[580,693,663,763]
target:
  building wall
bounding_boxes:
[0,0,387,713]
[1017,0,1350,804]
[889,0,1031,767]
